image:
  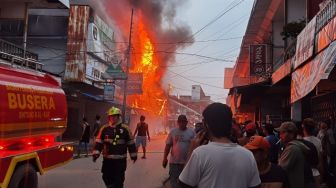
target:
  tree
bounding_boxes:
[280,19,306,40]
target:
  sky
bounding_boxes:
[162,0,254,102]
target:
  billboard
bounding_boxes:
[293,16,316,69]
[86,16,116,63]
[65,6,121,83]
[249,44,269,76]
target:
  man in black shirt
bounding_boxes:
[134,115,150,159]
[245,136,287,188]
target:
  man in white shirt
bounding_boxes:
[179,103,261,188]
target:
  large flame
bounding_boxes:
[128,15,167,116]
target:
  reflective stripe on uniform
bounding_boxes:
[103,154,127,159]
[127,140,135,145]
[95,139,103,143]
[93,150,100,155]
[104,139,126,144]
[130,152,137,158]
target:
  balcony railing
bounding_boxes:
[316,0,336,32]
[273,40,296,71]
[0,39,38,60]
[0,39,42,70]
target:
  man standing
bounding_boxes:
[302,118,322,187]
[179,103,261,188]
[77,117,90,157]
[276,121,312,188]
[134,115,150,159]
[92,115,101,141]
[238,122,257,146]
[92,107,137,188]
[245,136,287,188]
[262,123,280,164]
[162,114,195,188]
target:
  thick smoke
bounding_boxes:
[96,0,195,65]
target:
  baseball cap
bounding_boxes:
[177,115,188,122]
[246,122,256,132]
[275,121,298,133]
[244,136,270,151]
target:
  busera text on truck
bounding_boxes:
[0,64,73,188]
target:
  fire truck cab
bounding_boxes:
[0,59,73,188]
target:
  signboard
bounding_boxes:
[250,44,268,76]
[104,85,115,101]
[104,63,127,80]
[127,73,143,94]
[293,16,316,69]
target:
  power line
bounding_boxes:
[184,75,224,78]
[158,0,245,64]
[167,69,225,90]
[182,0,245,43]
[26,41,236,63]
[154,36,243,45]
[154,51,235,62]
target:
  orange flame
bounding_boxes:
[128,15,167,116]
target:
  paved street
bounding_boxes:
[38,135,169,188]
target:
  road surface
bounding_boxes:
[38,135,169,188]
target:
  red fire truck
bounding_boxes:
[0,63,73,188]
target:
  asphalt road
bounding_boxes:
[38,135,169,188]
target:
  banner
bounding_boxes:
[250,44,268,76]
[291,41,336,103]
[316,16,336,53]
[293,16,316,69]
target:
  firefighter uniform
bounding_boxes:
[93,107,137,188]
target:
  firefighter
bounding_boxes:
[92,107,137,188]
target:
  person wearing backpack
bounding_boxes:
[276,121,314,188]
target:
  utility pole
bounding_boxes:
[23,2,29,63]
[122,9,134,123]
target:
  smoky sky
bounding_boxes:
[94,0,195,65]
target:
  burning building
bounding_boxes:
[97,0,195,123]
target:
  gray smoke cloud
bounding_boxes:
[94,0,194,65]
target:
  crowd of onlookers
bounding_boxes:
[162,102,336,188]
[231,118,336,188]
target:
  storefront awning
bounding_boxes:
[291,41,336,103]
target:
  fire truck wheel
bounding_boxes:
[8,163,38,188]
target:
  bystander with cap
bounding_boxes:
[238,122,257,146]
[276,121,314,188]
[245,136,287,188]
